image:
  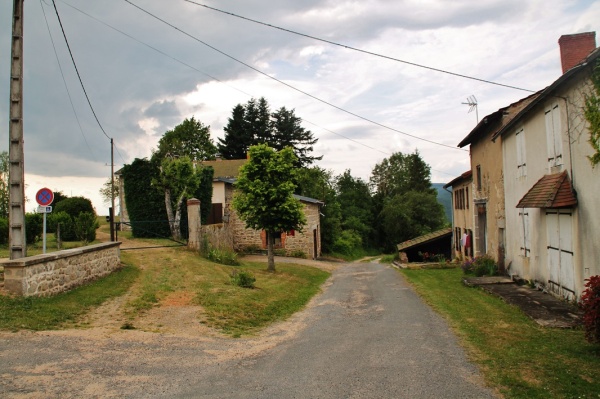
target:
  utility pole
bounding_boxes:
[110,138,115,241]
[9,0,27,259]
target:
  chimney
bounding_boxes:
[558,32,596,74]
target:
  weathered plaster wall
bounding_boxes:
[2,242,122,297]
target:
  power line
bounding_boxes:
[123,0,466,152]
[40,0,97,162]
[51,0,111,141]
[183,0,536,94]
[56,0,397,160]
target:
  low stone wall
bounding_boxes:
[1,242,122,297]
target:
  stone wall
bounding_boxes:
[2,242,122,297]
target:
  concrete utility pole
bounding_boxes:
[8,0,27,259]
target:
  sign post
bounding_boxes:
[36,188,54,254]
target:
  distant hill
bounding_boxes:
[432,183,452,223]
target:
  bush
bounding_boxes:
[0,217,8,245]
[74,212,99,243]
[291,250,307,259]
[580,275,600,344]
[332,230,362,257]
[462,255,498,277]
[48,211,75,241]
[54,196,95,218]
[231,269,256,288]
[25,213,43,244]
[207,247,239,266]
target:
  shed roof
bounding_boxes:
[516,171,577,208]
[397,227,452,252]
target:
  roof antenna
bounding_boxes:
[462,95,479,123]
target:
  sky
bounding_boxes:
[1,0,599,216]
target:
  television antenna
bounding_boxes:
[462,95,479,123]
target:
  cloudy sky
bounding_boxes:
[1,0,599,215]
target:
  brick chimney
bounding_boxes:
[558,32,596,74]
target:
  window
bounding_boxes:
[519,210,530,257]
[476,165,482,190]
[207,203,223,224]
[545,103,563,168]
[516,128,526,177]
[466,187,469,209]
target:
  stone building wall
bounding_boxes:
[2,242,122,297]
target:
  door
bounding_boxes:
[546,210,574,300]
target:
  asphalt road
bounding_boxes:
[0,262,497,398]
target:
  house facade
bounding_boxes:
[443,171,473,260]
[495,33,599,300]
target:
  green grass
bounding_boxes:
[0,264,139,331]
[401,268,600,399]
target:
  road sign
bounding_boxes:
[37,206,52,214]
[36,187,54,206]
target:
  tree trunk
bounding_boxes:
[164,188,179,240]
[267,230,276,272]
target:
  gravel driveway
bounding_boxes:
[0,261,497,398]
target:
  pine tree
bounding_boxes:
[217,104,250,159]
[271,107,322,167]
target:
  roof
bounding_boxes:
[201,159,248,179]
[396,227,452,252]
[458,92,541,148]
[215,177,323,205]
[493,46,600,141]
[443,170,472,189]
[516,171,577,208]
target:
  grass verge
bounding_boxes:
[400,268,600,399]
[0,264,139,331]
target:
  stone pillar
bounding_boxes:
[187,198,201,250]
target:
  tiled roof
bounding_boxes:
[516,171,577,208]
[201,159,248,179]
[397,227,452,251]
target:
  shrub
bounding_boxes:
[291,250,307,259]
[207,247,239,266]
[231,269,256,288]
[25,213,43,244]
[332,230,362,257]
[273,248,286,256]
[580,275,600,344]
[0,217,8,245]
[54,196,95,218]
[462,255,498,277]
[48,211,75,241]
[74,212,99,243]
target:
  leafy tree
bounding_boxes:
[99,178,119,206]
[271,107,322,167]
[50,191,68,208]
[233,144,306,272]
[54,196,95,218]
[152,116,217,162]
[152,156,202,240]
[0,151,8,219]
[335,170,373,248]
[585,61,600,166]
[370,150,434,198]
[217,104,250,159]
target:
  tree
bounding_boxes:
[271,107,322,167]
[218,98,321,166]
[0,151,8,219]
[233,144,306,272]
[152,156,202,240]
[99,178,119,205]
[335,170,374,249]
[370,150,434,198]
[152,116,217,162]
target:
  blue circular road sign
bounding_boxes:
[36,187,54,206]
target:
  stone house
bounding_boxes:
[443,170,473,260]
[200,159,323,259]
[493,32,599,300]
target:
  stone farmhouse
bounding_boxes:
[447,32,600,300]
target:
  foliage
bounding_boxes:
[580,275,600,344]
[48,211,75,241]
[74,212,99,243]
[179,166,214,239]
[54,196,95,218]
[418,251,446,263]
[152,116,217,162]
[230,269,256,288]
[50,191,68,208]
[99,178,119,206]
[370,150,435,198]
[25,213,43,244]
[332,229,363,257]
[233,144,306,272]
[0,217,8,244]
[290,250,307,259]
[585,61,600,166]
[121,158,171,238]
[207,247,240,266]
[461,255,498,276]
[0,151,8,219]
[218,97,321,167]
[335,170,373,248]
